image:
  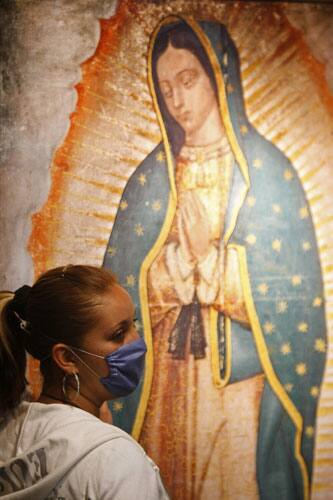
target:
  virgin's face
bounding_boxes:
[156,44,218,138]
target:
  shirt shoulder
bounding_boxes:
[60,436,169,500]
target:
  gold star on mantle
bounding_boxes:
[299,206,309,219]
[120,200,128,211]
[277,301,288,314]
[134,319,142,332]
[264,322,275,334]
[126,275,136,287]
[134,223,144,236]
[227,83,234,94]
[291,275,302,286]
[240,124,248,136]
[156,151,165,162]
[258,283,269,295]
[152,200,162,212]
[305,426,314,438]
[272,239,282,252]
[107,246,117,257]
[284,169,293,181]
[253,158,262,169]
[281,343,291,355]
[112,401,124,412]
[302,241,311,251]
[297,322,308,333]
[246,234,256,245]
[138,174,146,186]
[310,386,319,398]
[313,297,322,307]
[314,338,326,353]
[247,196,256,207]
[272,204,282,214]
[296,363,307,376]
[284,383,293,393]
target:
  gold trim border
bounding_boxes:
[132,15,309,499]
[132,12,252,438]
[132,193,177,440]
[182,16,251,390]
[235,243,309,500]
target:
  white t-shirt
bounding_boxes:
[0,401,169,499]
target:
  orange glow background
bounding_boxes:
[27,1,333,494]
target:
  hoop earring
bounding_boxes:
[62,372,80,402]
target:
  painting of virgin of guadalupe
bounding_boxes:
[103,15,327,500]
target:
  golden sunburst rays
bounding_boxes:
[263,102,315,143]
[102,82,153,108]
[31,0,333,304]
[29,2,159,269]
[68,189,120,210]
[246,62,315,145]
[316,216,333,231]
[242,33,298,90]
[58,152,130,181]
[250,92,301,131]
[237,10,333,300]
[299,160,325,181]
[48,203,116,264]
[27,0,333,490]
[117,63,148,86]
[314,368,333,495]
[288,137,320,165]
[231,4,273,55]
[243,45,298,94]
[30,0,333,291]
[60,206,115,229]
[78,106,156,158]
[66,138,142,170]
[80,64,160,150]
[109,101,157,125]
[137,0,220,21]
[314,299,333,497]
[82,88,156,131]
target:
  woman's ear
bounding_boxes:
[51,343,79,374]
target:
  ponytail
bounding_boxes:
[0,289,29,416]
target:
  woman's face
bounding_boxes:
[77,284,139,401]
[156,44,218,140]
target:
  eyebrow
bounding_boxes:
[109,309,136,333]
[178,68,196,77]
[158,68,197,84]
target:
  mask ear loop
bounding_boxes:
[69,348,103,380]
[71,346,104,359]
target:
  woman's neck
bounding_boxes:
[38,386,101,418]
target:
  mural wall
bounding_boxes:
[1,1,333,499]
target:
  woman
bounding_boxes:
[0,265,168,499]
[103,16,327,500]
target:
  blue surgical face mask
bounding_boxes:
[70,337,147,398]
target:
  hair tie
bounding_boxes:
[13,311,30,333]
[11,285,32,333]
